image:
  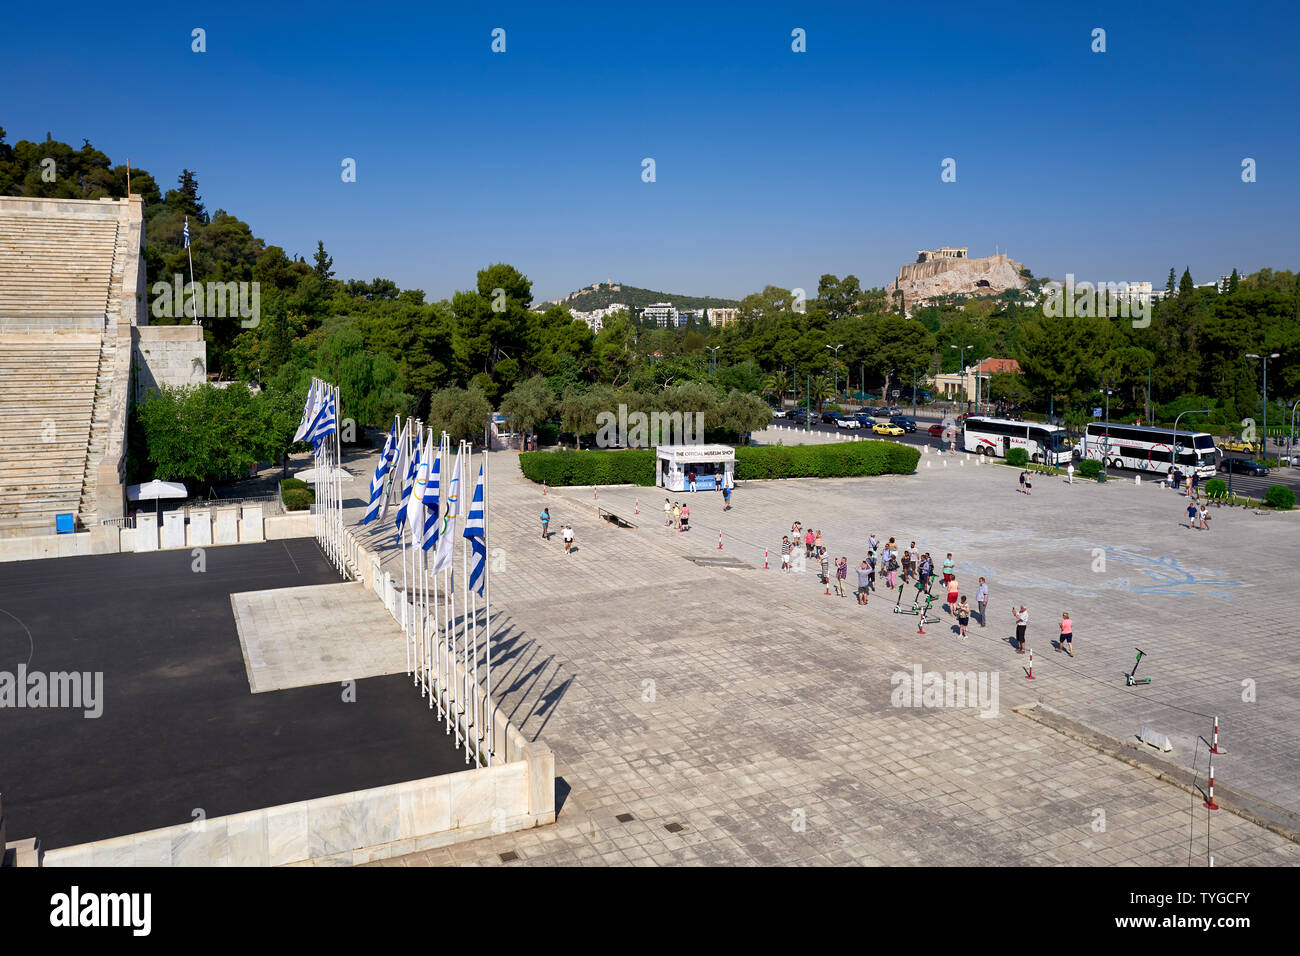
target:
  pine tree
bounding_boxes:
[1228,268,1239,294]
[1178,268,1194,296]
[1166,268,1176,294]
[312,241,335,283]
[173,169,207,223]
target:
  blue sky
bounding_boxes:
[3,1,1297,303]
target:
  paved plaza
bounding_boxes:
[336,444,1300,866]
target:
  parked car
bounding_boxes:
[788,407,811,424]
[927,422,956,438]
[855,414,877,428]
[821,410,842,425]
[1219,437,1261,454]
[836,415,861,429]
[873,422,904,436]
[889,416,916,433]
[886,405,903,416]
[1219,457,1269,477]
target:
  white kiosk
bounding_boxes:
[656,444,735,492]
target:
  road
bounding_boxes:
[772,408,1300,497]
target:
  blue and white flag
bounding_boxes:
[183,216,191,248]
[360,417,399,525]
[463,462,486,596]
[395,434,421,535]
[421,439,441,552]
[308,391,337,447]
[293,381,319,442]
[411,431,432,548]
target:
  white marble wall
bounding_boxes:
[188,509,212,546]
[214,507,239,544]
[135,514,159,551]
[161,512,186,549]
[239,504,264,543]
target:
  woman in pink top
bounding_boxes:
[1058,612,1074,657]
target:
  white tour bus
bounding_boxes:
[1080,422,1216,478]
[962,416,1071,465]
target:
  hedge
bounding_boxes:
[282,487,315,511]
[1204,478,1227,497]
[1264,485,1295,510]
[519,441,919,486]
[1005,448,1029,467]
[520,449,657,486]
[1076,459,1102,479]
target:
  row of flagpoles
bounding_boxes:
[360,415,493,766]
[294,378,347,578]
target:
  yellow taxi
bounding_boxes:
[873,422,905,436]
[1219,436,1261,454]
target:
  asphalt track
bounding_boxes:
[0,538,465,850]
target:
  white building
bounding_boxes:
[641,302,677,328]
[708,307,738,327]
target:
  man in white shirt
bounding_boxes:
[1013,604,1028,654]
[1066,462,1074,484]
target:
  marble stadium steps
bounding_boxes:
[0,335,102,536]
[0,216,119,322]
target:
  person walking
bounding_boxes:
[956,595,970,641]
[946,575,960,615]
[688,469,697,493]
[1186,499,1197,530]
[1066,462,1075,484]
[780,535,793,572]
[976,577,988,627]
[1058,612,1074,657]
[835,556,848,597]
[1200,502,1210,531]
[805,528,816,559]
[540,506,550,540]
[885,546,898,590]
[866,550,877,593]
[722,483,732,511]
[868,533,879,555]
[918,553,933,593]
[856,559,871,605]
[1018,470,1027,494]
[562,524,574,555]
[1191,471,1199,499]
[680,502,690,532]
[663,497,672,527]
[1185,472,1193,497]
[1013,604,1028,654]
[814,530,825,554]
[672,501,682,531]
[942,553,955,585]
[819,547,830,586]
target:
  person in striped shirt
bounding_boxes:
[780,535,792,572]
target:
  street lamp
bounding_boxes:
[950,344,973,409]
[1172,407,1210,484]
[1290,398,1300,467]
[826,343,845,402]
[1245,352,1281,460]
[706,345,721,374]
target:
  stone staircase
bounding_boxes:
[77,334,120,527]
[0,214,119,326]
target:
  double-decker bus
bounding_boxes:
[1080,422,1216,478]
[962,416,1071,465]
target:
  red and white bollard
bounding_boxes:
[1204,764,1219,810]
[1025,649,1035,680]
[824,577,831,596]
[916,615,925,634]
[593,486,597,501]
[634,499,639,515]
[718,531,723,551]
[1209,716,1221,754]
[764,549,769,570]
[543,481,547,496]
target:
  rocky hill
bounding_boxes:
[892,253,1027,304]
[548,281,740,313]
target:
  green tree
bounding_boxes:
[312,241,334,284]
[498,375,556,438]
[426,385,492,443]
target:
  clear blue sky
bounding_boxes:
[3,1,1297,303]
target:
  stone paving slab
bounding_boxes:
[231,582,408,692]
[339,448,1300,866]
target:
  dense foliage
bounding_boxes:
[734,441,919,479]
[1005,448,1030,467]
[519,449,657,486]
[1264,485,1295,510]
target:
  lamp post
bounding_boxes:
[950,344,973,410]
[706,345,721,375]
[1290,398,1300,467]
[826,343,845,403]
[1245,352,1280,461]
[1172,407,1210,484]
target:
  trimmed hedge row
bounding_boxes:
[734,441,919,479]
[519,441,920,486]
[520,449,657,486]
[281,477,315,511]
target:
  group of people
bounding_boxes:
[663,498,692,532]
[775,526,1077,657]
[538,507,576,554]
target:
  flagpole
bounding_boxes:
[461,440,470,764]
[399,420,410,677]
[443,432,454,740]
[185,216,200,326]
[482,446,492,765]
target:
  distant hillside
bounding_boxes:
[549,281,740,313]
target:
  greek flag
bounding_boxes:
[410,432,432,549]
[463,462,486,596]
[183,216,190,248]
[395,435,421,535]
[293,381,319,442]
[308,391,337,447]
[432,443,461,574]
[421,440,441,552]
[360,417,399,525]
